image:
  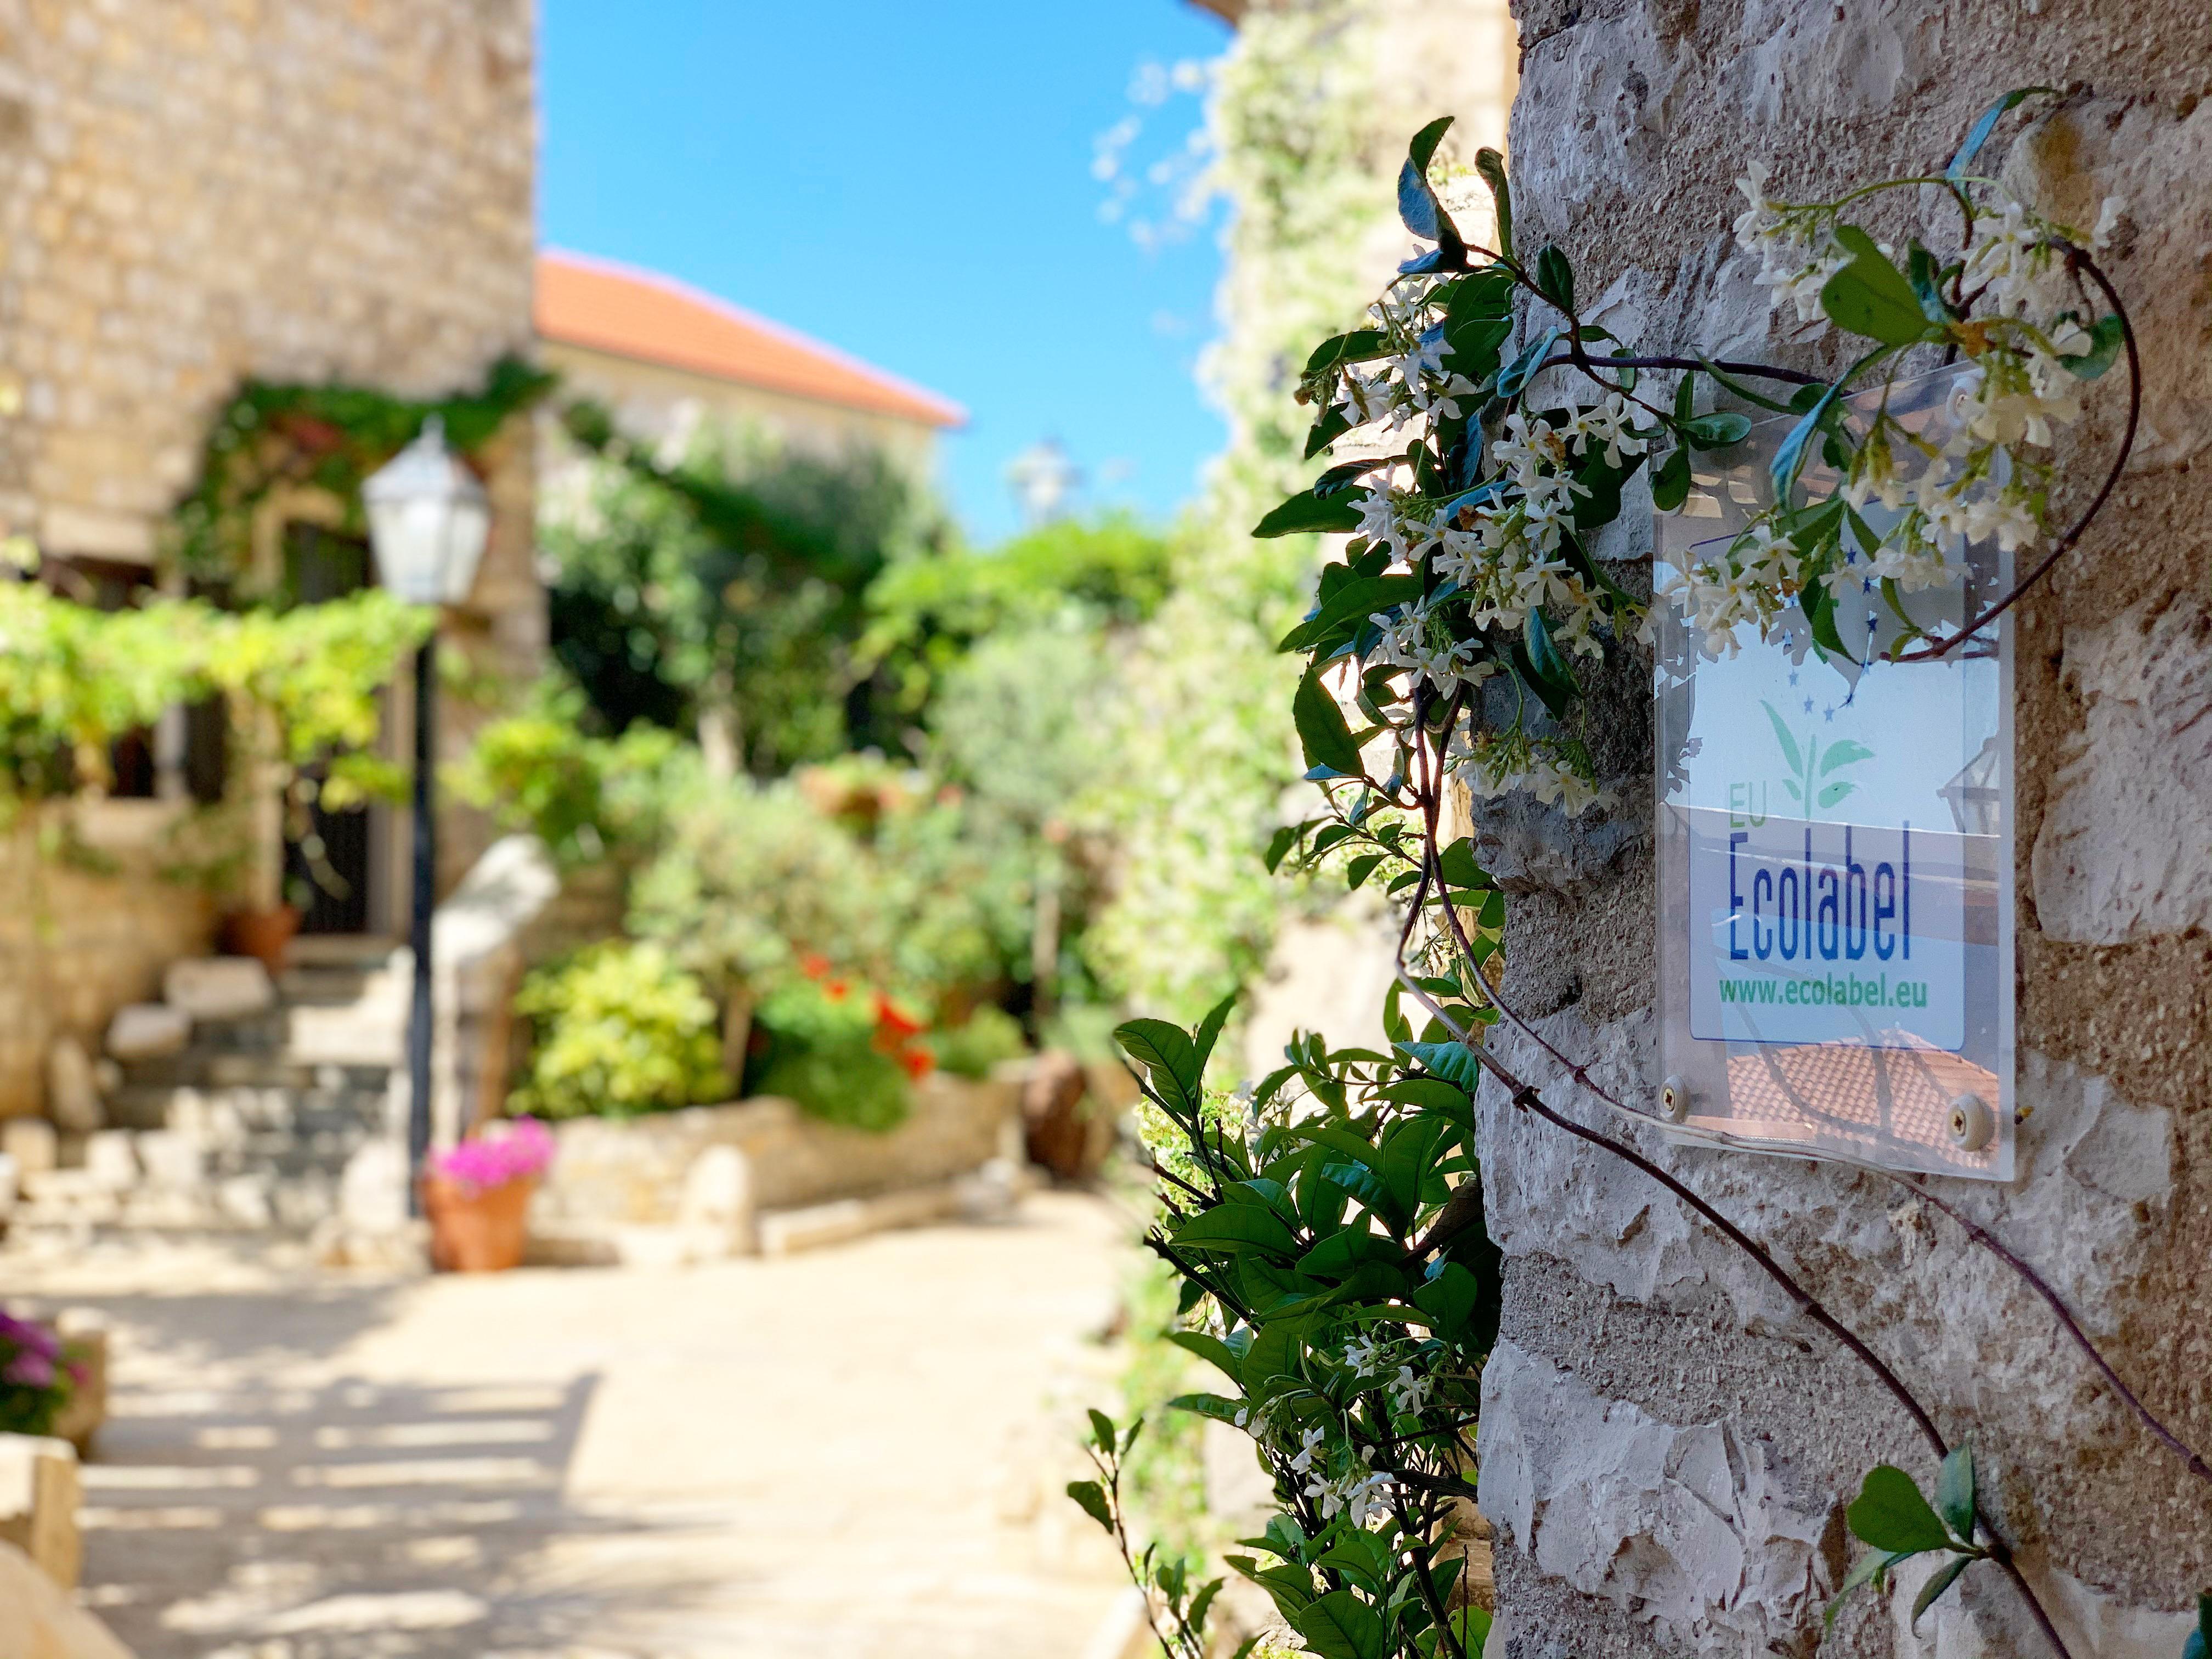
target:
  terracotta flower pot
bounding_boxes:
[420,1175,535,1273]
[222,905,301,973]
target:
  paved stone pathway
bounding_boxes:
[5,1192,1137,1658]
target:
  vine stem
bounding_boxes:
[1397,957,2077,1657]
[1432,673,2212,1494]
[1387,713,2077,1653]
[1891,248,2138,663]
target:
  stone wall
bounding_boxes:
[1477,5,2212,1656]
[0,0,542,904]
[0,805,215,1119]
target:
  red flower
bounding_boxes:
[799,953,831,981]
[872,992,924,1041]
[900,1047,936,1081]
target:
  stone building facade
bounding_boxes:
[1464,4,2212,1657]
[0,0,539,1116]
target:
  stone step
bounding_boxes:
[115,1052,395,1092]
[107,1084,390,1132]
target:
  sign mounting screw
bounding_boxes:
[1948,1094,1995,1152]
[1660,1076,1692,1123]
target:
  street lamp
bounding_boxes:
[363,416,491,1214]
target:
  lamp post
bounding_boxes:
[362,416,492,1215]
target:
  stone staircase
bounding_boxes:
[8,941,410,1246]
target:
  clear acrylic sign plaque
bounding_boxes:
[1654,374,2015,1181]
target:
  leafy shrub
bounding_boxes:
[745,970,926,1133]
[924,1005,1029,1080]
[449,678,685,868]
[509,942,729,1120]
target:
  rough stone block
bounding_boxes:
[105,1002,189,1061]
[0,1122,52,1179]
[80,1130,137,1193]
[0,1536,130,1658]
[47,1317,105,1459]
[215,1173,273,1228]
[0,1434,81,1590]
[161,955,274,1019]
[42,1039,101,1135]
[133,1129,204,1191]
[676,1144,754,1255]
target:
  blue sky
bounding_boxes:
[540,2,1234,544]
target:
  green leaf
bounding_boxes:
[1192,991,1237,1082]
[1278,573,1424,653]
[1117,1018,1199,1110]
[1305,329,1391,377]
[1170,1205,1299,1260]
[1396,1039,1484,1094]
[1255,486,1363,539]
[1821,226,1941,348]
[2067,313,2126,380]
[1759,701,1803,776]
[1295,670,1367,778]
[1934,1443,1976,1539]
[1651,445,1692,512]
[1066,1479,1113,1534]
[1846,1465,1953,1555]
[1534,245,1575,313]
[2186,1592,2211,1659]
[1798,572,1851,660]
[1305,403,1355,459]
[1187,1578,1223,1634]
[1264,823,1302,873]
[1474,147,1513,257]
[1911,1554,1973,1634]
[1906,242,1952,324]
[1521,607,1580,707]
[1816,780,1856,809]
[1673,371,1697,425]
[1458,1605,1494,1657]
[1435,835,1487,891]
[1414,1259,1484,1339]
[1164,1329,1240,1383]
[1682,411,1751,450]
[1496,326,1561,398]
[1770,374,1843,504]
[1166,1390,1245,1425]
[1293,1589,1390,1659]
[1087,1408,1116,1454]
[1825,1548,1912,1630]
[1948,87,2054,182]
[1398,117,1464,255]
[1346,853,1385,890]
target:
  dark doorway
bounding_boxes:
[281,523,378,935]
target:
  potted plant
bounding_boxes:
[419,1115,554,1272]
[0,1311,88,1436]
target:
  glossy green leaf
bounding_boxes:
[1651,445,1692,512]
[1167,1390,1246,1425]
[1164,1329,1243,1381]
[1295,670,1367,777]
[1396,1039,1484,1094]
[1934,1443,1976,1539]
[2067,313,2126,380]
[1087,1407,1116,1453]
[1682,411,1751,450]
[1264,823,1302,873]
[1948,87,2053,182]
[1821,226,1940,348]
[1825,1548,1912,1630]
[1192,991,1237,1082]
[2184,1592,2210,1659]
[1066,1479,1113,1533]
[1474,147,1513,257]
[1116,1018,1199,1110]
[1294,1590,1391,1659]
[1534,245,1575,313]
[1846,1465,1953,1555]
[1255,484,1364,538]
[1170,1204,1299,1260]
[1305,328,1390,377]
[1911,1554,1973,1634]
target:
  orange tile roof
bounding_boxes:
[535,250,965,430]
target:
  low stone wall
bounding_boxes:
[528,1072,1020,1260]
[0,806,217,1122]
